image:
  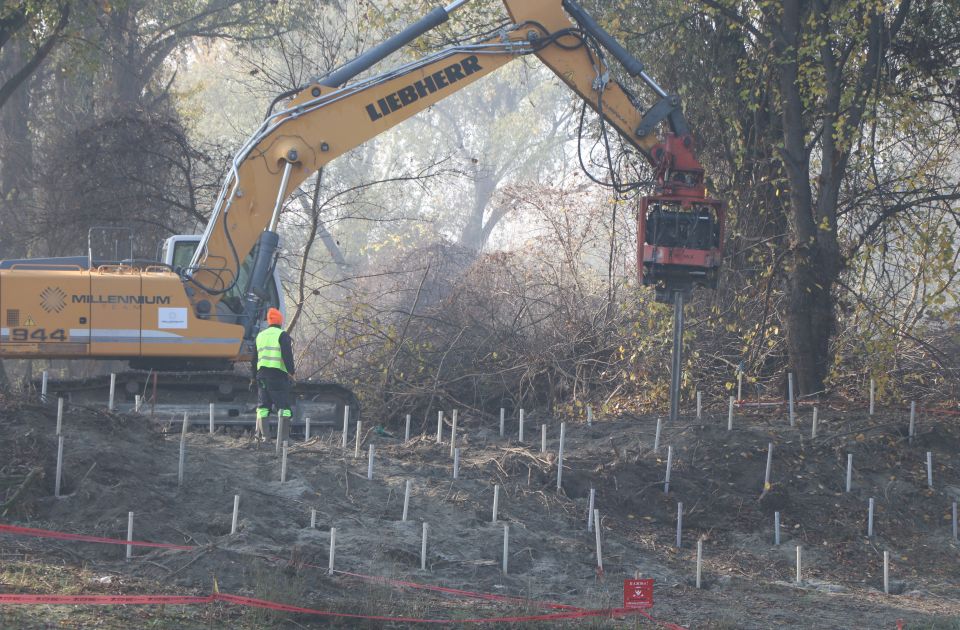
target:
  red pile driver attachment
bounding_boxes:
[638,195,724,302]
[638,135,725,303]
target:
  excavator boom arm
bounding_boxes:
[187,0,690,330]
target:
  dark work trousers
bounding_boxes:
[256,369,293,440]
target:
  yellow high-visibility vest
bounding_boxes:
[255,326,287,373]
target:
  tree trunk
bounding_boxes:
[106,5,146,110]
[773,0,840,395]
[785,244,837,395]
[0,36,33,258]
[459,172,497,252]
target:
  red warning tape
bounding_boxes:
[329,569,581,611]
[216,592,648,624]
[0,523,578,613]
[0,523,687,628]
[0,524,194,550]
[0,591,686,627]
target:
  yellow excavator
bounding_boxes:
[2,0,724,424]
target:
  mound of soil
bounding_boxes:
[1,395,959,628]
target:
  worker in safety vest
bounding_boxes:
[251,308,295,441]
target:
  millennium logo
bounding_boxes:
[72,294,171,305]
[40,287,67,313]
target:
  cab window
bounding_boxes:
[172,241,279,314]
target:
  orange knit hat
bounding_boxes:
[266,308,283,325]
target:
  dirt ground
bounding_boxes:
[1,393,959,629]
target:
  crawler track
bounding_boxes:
[36,371,359,426]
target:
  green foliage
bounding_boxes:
[5,0,960,408]
[577,0,960,397]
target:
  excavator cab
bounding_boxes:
[161,235,284,326]
[638,195,724,303]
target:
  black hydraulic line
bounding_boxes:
[266,87,301,119]
[561,0,645,77]
[184,209,242,297]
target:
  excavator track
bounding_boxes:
[36,371,359,430]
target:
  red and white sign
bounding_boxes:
[623,579,654,609]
